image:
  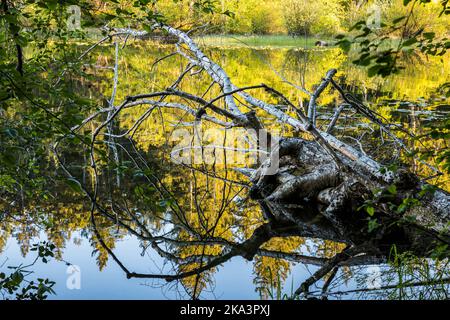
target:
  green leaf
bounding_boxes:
[387,185,397,195]
[65,178,83,194]
[402,37,418,47]
[45,0,58,10]
[368,219,380,233]
[423,32,435,40]
[366,206,375,216]
[367,65,381,77]
[349,20,366,31]
[337,39,351,52]
[393,16,406,24]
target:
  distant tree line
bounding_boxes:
[149,0,450,37]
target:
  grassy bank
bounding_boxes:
[193,35,334,49]
[73,28,335,49]
[74,29,337,50]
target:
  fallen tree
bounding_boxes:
[54,23,450,298]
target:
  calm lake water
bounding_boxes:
[1,39,449,299]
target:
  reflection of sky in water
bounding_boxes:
[0,234,267,299]
[1,233,367,299]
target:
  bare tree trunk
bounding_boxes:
[55,23,450,298]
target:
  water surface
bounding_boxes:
[1,41,449,299]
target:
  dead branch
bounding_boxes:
[50,23,450,298]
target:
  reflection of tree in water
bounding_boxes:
[2,27,450,300]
